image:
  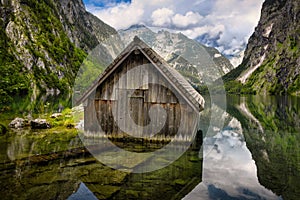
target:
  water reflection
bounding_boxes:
[1,92,71,117]
[185,110,280,199]
[68,182,98,200]
[185,95,299,200]
[0,95,299,199]
[232,95,300,200]
[0,130,202,200]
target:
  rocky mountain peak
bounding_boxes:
[59,0,86,24]
[56,0,121,52]
[119,25,234,85]
[124,24,148,31]
[61,0,85,8]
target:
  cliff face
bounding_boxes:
[223,0,300,95]
[57,0,119,51]
[0,0,119,104]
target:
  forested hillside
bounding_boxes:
[0,0,119,105]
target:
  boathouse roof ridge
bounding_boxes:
[76,36,205,112]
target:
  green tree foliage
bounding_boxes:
[0,20,30,104]
[0,0,87,105]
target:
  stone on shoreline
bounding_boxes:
[50,113,62,119]
[9,117,26,129]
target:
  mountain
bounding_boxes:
[0,0,233,107]
[0,0,120,105]
[223,0,300,95]
[57,0,120,52]
[119,25,234,86]
[225,95,300,200]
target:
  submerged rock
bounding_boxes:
[30,119,51,129]
[9,118,25,129]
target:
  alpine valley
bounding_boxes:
[0,0,299,199]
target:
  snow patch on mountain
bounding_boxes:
[262,23,273,38]
[214,53,221,58]
[238,47,267,84]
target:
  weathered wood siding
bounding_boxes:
[84,50,199,139]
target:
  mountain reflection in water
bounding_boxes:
[184,95,299,200]
[0,95,299,199]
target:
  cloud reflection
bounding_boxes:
[184,115,281,200]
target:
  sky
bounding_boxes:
[82,0,264,66]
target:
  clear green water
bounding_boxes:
[0,95,299,200]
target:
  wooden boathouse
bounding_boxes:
[77,36,205,140]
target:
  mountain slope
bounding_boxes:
[0,0,119,105]
[223,0,300,95]
[57,0,120,52]
[119,25,234,86]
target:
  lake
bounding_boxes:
[0,95,299,199]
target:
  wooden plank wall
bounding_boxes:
[84,91,102,133]
[85,50,199,140]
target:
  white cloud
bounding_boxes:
[172,11,203,28]
[85,0,264,66]
[141,0,173,7]
[88,2,144,30]
[181,24,225,40]
[151,8,174,26]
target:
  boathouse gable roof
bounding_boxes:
[77,36,204,112]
